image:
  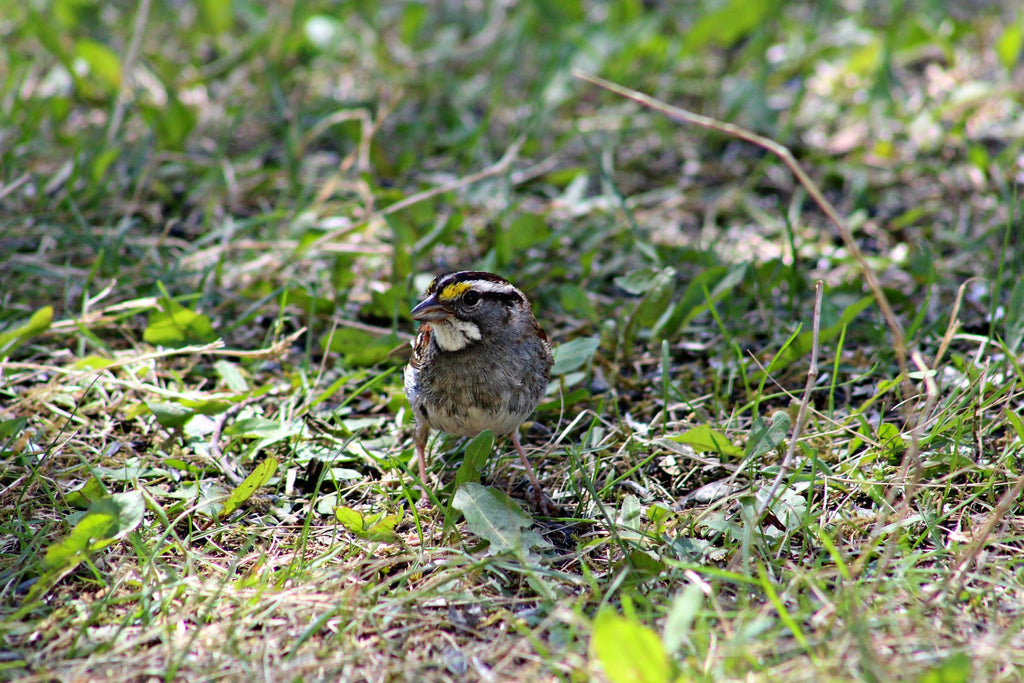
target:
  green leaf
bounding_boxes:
[223,418,305,451]
[147,401,195,429]
[590,609,672,683]
[71,355,118,371]
[456,430,494,487]
[745,412,790,459]
[615,267,664,295]
[220,457,278,517]
[669,425,743,458]
[140,93,197,151]
[995,23,1023,71]
[497,213,551,265]
[915,653,971,683]
[452,483,550,557]
[616,494,644,541]
[215,360,249,392]
[65,477,108,509]
[43,491,145,572]
[46,495,142,569]
[143,298,216,346]
[559,283,598,321]
[622,267,676,353]
[0,306,53,354]
[181,397,235,416]
[90,147,120,185]
[323,328,402,366]
[551,337,600,375]
[683,0,778,54]
[610,266,667,294]
[399,2,429,45]
[0,417,28,440]
[335,506,402,542]
[1005,408,1024,442]
[198,0,234,33]
[877,422,905,460]
[164,458,205,475]
[74,38,122,93]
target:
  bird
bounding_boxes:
[404,271,554,511]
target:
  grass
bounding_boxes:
[2,0,1024,681]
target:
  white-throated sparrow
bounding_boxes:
[404,271,554,511]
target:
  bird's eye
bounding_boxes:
[463,290,480,306]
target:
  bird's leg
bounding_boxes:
[511,429,554,515]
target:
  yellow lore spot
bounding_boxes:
[438,282,472,301]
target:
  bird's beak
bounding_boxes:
[411,295,450,322]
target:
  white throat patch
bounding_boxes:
[431,318,481,351]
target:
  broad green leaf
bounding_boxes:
[558,283,598,320]
[181,397,235,416]
[590,609,672,683]
[363,283,409,321]
[844,39,883,77]
[614,550,667,582]
[224,417,289,437]
[0,306,53,354]
[140,94,197,151]
[71,356,118,371]
[497,213,551,265]
[683,0,778,54]
[622,267,676,353]
[669,425,743,458]
[0,417,28,439]
[452,483,550,557]
[618,494,643,539]
[164,458,205,475]
[143,298,216,346]
[43,491,145,571]
[647,503,672,528]
[915,653,971,683]
[65,477,107,509]
[745,412,790,459]
[220,457,278,517]
[615,267,665,295]
[966,144,990,173]
[335,506,402,542]
[90,147,120,185]
[74,39,122,92]
[17,491,147,615]
[1005,408,1024,442]
[323,328,402,367]
[147,401,194,429]
[456,430,493,487]
[399,2,429,45]
[877,422,905,460]
[223,418,304,452]
[996,23,1023,71]
[198,0,234,33]
[551,337,600,375]
[215,360,248,392]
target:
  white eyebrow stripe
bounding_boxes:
[462,279,517,295]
